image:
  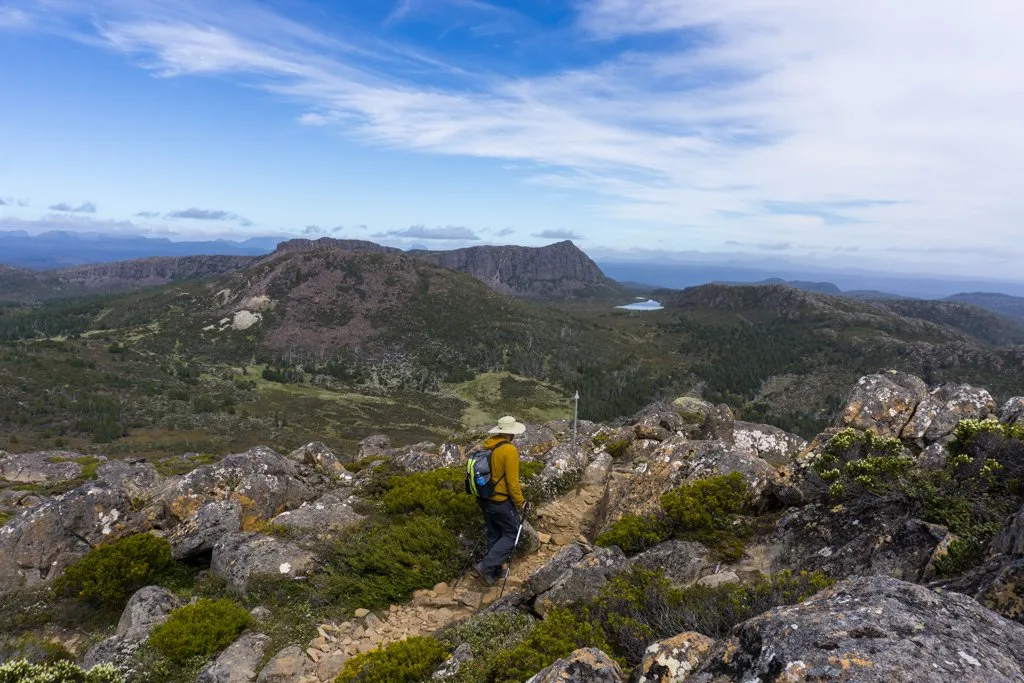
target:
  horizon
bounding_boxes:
[2,1,1024,280]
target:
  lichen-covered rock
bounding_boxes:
[902,384,997,443]
[358,434,392,460]
[270,493,363,537]
[534,547,627,616]
[1001,397,1024,426]
[155,446,325,529]
[993,505,1024,557]
[432,642,474,681]
[670,398,735,442]
[95,460,163,500]
[630,541,713,587]
[732,421,807,466]
[687,576,1024,682]
[393,442,460,473]
[0,482,141,594]
[532,441,589,498]
[0,450,87,483]
[168,500,242,560]
[841,372,928,438]
[211,532,316,593]
[198,632,272,683]
[287,442,352,480]
[523,544,586,599]
[769,501,950,582]
[947,557,1024,625]
[515,424,559,458]
[525,647,624,683]
[257,645,313,683]
[636,632,715,682]
[83,586,182,671]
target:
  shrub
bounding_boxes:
[605,439,630,459]
[335,636,450,683]
[319,515,461,610]
[147,598,251,664]
[595,514,669,554]
[487,609,610,683]
[55,534,172,607]
[660,473,750,559]
[0,660,122,683]
[440,612,536,657]
[381,468,482,537]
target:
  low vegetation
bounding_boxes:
[54,534,172,607]
[147,598,251,664]
[0,661,122,683]
[334,636,450,683]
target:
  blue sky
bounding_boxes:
[2,0,1023,280]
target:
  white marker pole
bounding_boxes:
[572,390,580,454]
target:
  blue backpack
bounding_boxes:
[465,441,508,498]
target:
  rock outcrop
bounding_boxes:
[841,372,929,438]
[211,532,317,593]
[83,586,182,672]
[198,632,272,683]
[525,648,624,683]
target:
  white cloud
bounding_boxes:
[7,0,1024,277]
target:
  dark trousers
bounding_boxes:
[478,498,520,579]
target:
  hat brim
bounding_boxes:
[489,421,527,435]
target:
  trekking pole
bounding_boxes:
[499,502,531,599]
[453,539,483,589]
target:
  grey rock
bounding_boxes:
[198,632,272,683]
[83,586,182,670]
[581,453,613,488]
[0,450,86,483]
[732,421,807,466]
[168,500,242,560]
[670,398,735,442]
[523,544,586,599]
[630,541,713,587]
[841,372,929,438]
[270,493,363,537]
[696,571,739,588]
[769,502,950,582]
[393,442,459,473]
[545,419,601,441]
[0,482,141,594]
[525,647,624,683]
[533,441,589,497]
[946,556,1024,625]
[155,446,326,526]
[95,460,163,499]
[433,642,474,680]
[902,384,997,443]
[636,632,715,683]
[287,442,353,480]
[689,576,1024,682]
[358,435,392,460]
[993,504,1024,556]
[257,645,313,683]
[514,424,559,458]
[535,547,628,616]
[919,441,951,469]
[1001,397,1024,426]
[211,532,316,593]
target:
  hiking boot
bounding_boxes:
[471,563,497,587]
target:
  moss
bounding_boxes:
[147,598,250,664]
[0,660,123,683]
[54,534,172,607]
[334,636,450,683]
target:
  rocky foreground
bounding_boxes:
[2,371,1024,682]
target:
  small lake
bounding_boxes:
[616,299,664,311]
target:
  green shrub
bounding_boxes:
[319,515,460,610]
[605,439,630,459]
[660,473,750,559]
[951,418,1024,454]
[381,468,481,537]
[55,534,172,607]
[595,514,668,554]
[0,511,11,527]
[488,609,610,683]
[335,636,449,683]
[147,598,251,664]
[0,660,122,683]
[440,612,536,657]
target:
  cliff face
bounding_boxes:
[272,238,401,256]
[411,241,619,299]
[55,255,258,288]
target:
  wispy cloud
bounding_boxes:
[533,229,582,240]
[135,210,161,218]
[49,201,97,213]
[378,224,480,240]
[166,207,250,226]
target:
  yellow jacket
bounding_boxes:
[480,436,525,508]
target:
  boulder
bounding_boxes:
[95,460,163,500]
[0,482,142,594]
[636,632,715,683]
[841,372,928,438]
[1001,397,1024,426]
[287,442,353,480]
[902,384,997,444]
[257,645,313,683]
[198,632,272,683]
[525,648,624,683]
[919,441,950,469]
[531,442,589,499]
[168,500,243,560]
[732,421,807,466]
[523,544,586,599]
[670,398,735,442]
[545,419,601,442]
[581,453,613,488]
[768,501,950,582]
[946,556,1024,625]
[688,576,1024,682]
[992,504,1024,556]
[155,446,325,528]
[358,434,392,460]
[83,586,182,670]
[393,442,460,473]
[629,541,713,587]
[432,642,474,680]
[270,493,363,537]
[211,532,316,593]
[515,424,559,458]
[0,450,87,483]
[534,547,628,616]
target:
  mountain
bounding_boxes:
[715,277,843,294]
[410,240,621,299]
[946,292,1024,324]
[0,230,279,269]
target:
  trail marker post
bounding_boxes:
[572,390,579,454]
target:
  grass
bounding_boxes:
[444,372,571,429]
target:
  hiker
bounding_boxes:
[468,415,527,586]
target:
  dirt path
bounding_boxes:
[303,480,607,681]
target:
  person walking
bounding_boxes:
[470,415,527,586]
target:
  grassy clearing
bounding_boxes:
[444,372,571,429]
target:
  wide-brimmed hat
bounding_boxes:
[489,415,527,435]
